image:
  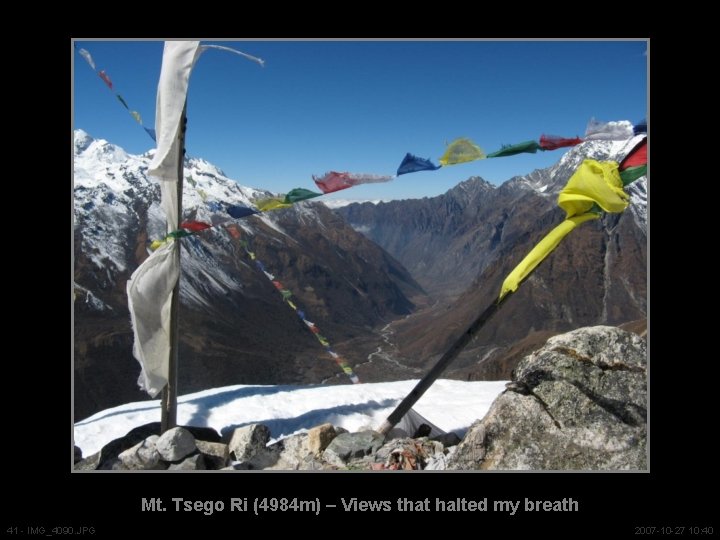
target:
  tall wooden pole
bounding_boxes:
[161,104,187,433]
[377,292,511,436]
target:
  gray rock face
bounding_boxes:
[156,428,197,462]
[74,451,101,471]
[118,435,164,470]
[323,431,384,466]
[228,424,271,462]
[448,326,647,470]
[307,423,337,456]
[195,441,229,470]
[264,433,311,470]
[74,445,83,464]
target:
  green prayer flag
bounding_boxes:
[284,188,323,203]
[619,164,647,185]
[486,140,542,158]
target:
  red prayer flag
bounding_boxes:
[539,135,583,151]
[180,221,212,232]
[313,171,355,194]
[98,70,113,90]
[619,138,647,170]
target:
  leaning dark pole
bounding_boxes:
[377,292,512,436]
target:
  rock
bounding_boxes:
[228,424,271,462]
[225,424,279,469]
[76,423,216,470]
[118,436,165,470]
[323,431,384,467]
[448,326,647,470]
[264,433,309,470]
[74,445,83,464]
[307,423,337,456]
[95,422,161,468]
[74,451,101,471]
[263,432,336,470]
[168,454,206,470]
[196,441,230,470]
[156,427,197,462]
[98,458,130,470]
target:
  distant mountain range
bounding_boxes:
[73,130,422,420]
[74,130,646,420]
[337,138,647,380]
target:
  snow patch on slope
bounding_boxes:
[74,379,508,456]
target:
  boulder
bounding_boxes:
[228,424,271,461]
[94,422,161,469]
[74,451,101,471]
[448,326,647,470]
[264,433,310,470]
[227,424,278,468]
[156,427,196,462]
[323,431,384,467]
[307,423,337,456]
[196,441,230,470]
[118,435,165,470]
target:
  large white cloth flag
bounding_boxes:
[127,41,201,397]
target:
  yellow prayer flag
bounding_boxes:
[558,159,628,218]
[499,158,633,301]
[499,213,599,301]
[256,197,293,212]
[439,138,485,166]
[150,239,165,251]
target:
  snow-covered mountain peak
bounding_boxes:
[73,129,331,306]
[74,130,130,166]
[188,156,227,179]
[503,136,648,231]
[74,129,94,154]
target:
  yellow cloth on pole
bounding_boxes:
[558,159,628,218]
[499,213,599,300]
[498,159,629,301]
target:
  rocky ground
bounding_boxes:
[74,325,647,471]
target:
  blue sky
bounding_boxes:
[73,40,647,202]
